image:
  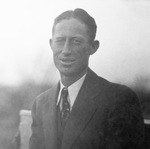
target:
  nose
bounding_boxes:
[62,40,71,55]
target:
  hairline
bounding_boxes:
[52,17,94,43]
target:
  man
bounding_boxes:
[29,8,145,149]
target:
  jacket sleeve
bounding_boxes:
[29,98,46,149]
[104,87,145,149]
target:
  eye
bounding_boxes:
[54,38,65,45]
[72,38,82,45]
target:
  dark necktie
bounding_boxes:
[60,87,70,128]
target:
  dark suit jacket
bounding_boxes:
[29,68,145,149]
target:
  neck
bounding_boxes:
[60,69,87,87]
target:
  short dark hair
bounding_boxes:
[52,8,97,42]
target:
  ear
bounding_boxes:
[49,39,53,49]
[90,40,99,55]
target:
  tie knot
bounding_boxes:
[62,87,68,98]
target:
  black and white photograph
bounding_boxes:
[0,0,150,149]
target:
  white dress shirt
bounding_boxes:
[56,74,86,111]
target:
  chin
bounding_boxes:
[57,64,87,77]
[60,69,75,77]
[60,67,86,78]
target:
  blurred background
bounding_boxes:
[0,0,150,148]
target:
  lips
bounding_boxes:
[60,58,75,65]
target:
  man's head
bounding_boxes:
[52,8,97,43]
[50,8,99,81]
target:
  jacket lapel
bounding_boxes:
[62,69,101,149]
[42,82,60,149]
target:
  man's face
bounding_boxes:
[50,18,93,77]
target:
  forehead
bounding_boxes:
[53,18,88,38]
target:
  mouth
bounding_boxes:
[60,58,75,65]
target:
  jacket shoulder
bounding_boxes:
[94,73,140,107]
[87,68,138,102]
[35,88,52,105]
[33,83,59,111]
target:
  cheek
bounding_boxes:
[52,44,62,52]
[76,46,90,59]
[52,47,61,57]
[52,51,59,64]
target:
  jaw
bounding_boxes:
[59,66,88,87]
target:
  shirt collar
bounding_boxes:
[56,73,87,110]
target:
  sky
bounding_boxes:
[0,0,150,88]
